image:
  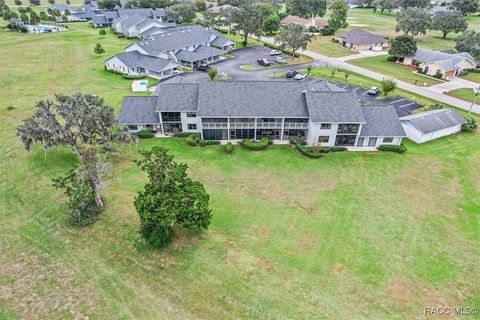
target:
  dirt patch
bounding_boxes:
[0,245,101,319]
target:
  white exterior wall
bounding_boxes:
[307,122,338,146]
[357,136,402,147]
[180,112,202,133]
[105,56,138,76]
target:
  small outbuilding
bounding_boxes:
[400,109,466,143]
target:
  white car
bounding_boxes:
[270,49,281,56]
[275,56,286,64]
[294,73,307,80]
[367,87,380,95]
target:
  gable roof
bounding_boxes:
[119,96,159,124]
[175,45,223,62]
[305,91,365,123]
[337,29,386,45]
[156,83,199,111]
[211,35,235,48]
[409,48,477,71]
[400,109,466,134]
[281,15,311,26]
[133,25,214,55]
[360,106,406,137]
[120,14,148,29]
[107,51,177,72]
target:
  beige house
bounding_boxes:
[335,30,389,51]
[280,15,328,29]
[403,48,478,80]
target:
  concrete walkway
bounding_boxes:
[260,36,480,114]
[337,50,388,62]
[429,77,480,93]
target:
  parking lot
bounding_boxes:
[324,81,424,117]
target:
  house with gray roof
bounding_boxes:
[118,80,405,148]
[400,108,466,143]
[403,48,477,79]
[335,29,389,51]
[111,15,172,38]
[92,7,169,28]
[120,24,235,69]
[105,50,182,79]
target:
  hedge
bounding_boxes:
[378,144,406,153]
[135,130,154,138]
[263,42,301,58]
[122,74,145,80]
[199,139,207,147]
[240,138,270,151]
[291,139,321,159]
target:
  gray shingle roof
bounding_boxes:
[156,83,199,111]
[134,25,214,55]
[305,91,365,123]
[120,14,148,29]
[400,109,466,134]
[107,51,178,72]
[176,45,222,62]
[119,96,159,124]
[196,81,311,117]
[409,48,477,71]
[337,29,386,45]
[211,35,235,48]
[360,106,406,137]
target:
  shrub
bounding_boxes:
[186,134,198,146]
[173,130,196,138]
[199,139,207,147]
[425,103,444,111]
[135,130,154,138]
[292,140,321,159]
[19,26,28,33]
[433,71,443,79]
[387,56,398,62]
[378,144,406,153]
[224,142,233,155]
[320,26,335,36]
[462,117,477,132]
[308,25,319,33]
[331,146,347,152]
[240,137,270,151]
[206,140,220,145]
[117,33,125,38]
[122,74,145,80]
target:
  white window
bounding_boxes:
[383,137,394,143]
[320,123,331,129]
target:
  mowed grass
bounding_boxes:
[307,35,356,58]
[446,87,479,103]
[349,55,443,86]
[1,22,480,320]
[461,71,480,84]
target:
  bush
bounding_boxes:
[224,142,233,155]
[122,74,145,80]
[174,130,196,138]
[186,134,198,146]
[308,25,319,33]
[199,139,207,147]
[320,26,335,36]
[292,139,321,159]
[378,144,407,153]
[433,71,443,79]
[331,146,347,152]
[117,33,125,38]
[135,130,154,138]
[462,117,477,132]
[19,26,28,33]
[387,56,398,62]
[240,137,270,151]
[425,103,444,111]
[206,140,220,145]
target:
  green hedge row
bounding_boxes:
[135,130,154,138]
[291,139,321,159]
[240,138,270,151]
[378,144,406,153]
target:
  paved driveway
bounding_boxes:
[168,46,320,82]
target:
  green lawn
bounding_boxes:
[307,35,356,58]
[446,87,479,103]
[1,22,480,320]
[460,71,480,84]
[348,55,443,86]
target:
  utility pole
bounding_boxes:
[468,86,480,116]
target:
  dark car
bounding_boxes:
[286,70,298,78]
[197,64,211,71]
[257,58,271,66]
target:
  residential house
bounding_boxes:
[118,80,406,148]
[111,15,173,38]
[280,15,328,29]
[335,29,389,51]
[92,8,168,28]
[427,5,452,15]
[403,48,478,79]
[46,4,87,22]
[400,109,466,143]
[105,50,182,79]
[121,25,235,68]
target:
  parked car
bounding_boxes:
[286,70,298,78]
[270,49,281,56]
[197,64,211,72]
[257,58,271,66]
[275,56,286,64]
[367,87,380,95]
[294,73,307,80]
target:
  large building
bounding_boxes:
[118,80,406,148]
[105,24,235,79]
[92,8,169,28]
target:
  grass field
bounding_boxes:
[461,71,480,84]
[348,55,443,86]
[1,22,480,319]
[307,35,355,58]
[446,87,479,103]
